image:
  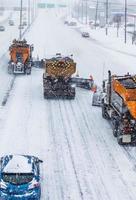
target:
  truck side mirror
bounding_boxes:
[38,159,43,163]
[31,45,34,51]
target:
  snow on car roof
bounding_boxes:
[3,155,32,174]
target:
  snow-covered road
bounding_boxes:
[1,9,136,200]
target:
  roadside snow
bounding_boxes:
[65,16,136,58]
[0,9,136,200]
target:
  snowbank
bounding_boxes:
[0,11,12,25]
[64,16,136,57]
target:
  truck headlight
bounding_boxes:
[71,84,76,88]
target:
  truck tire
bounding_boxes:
[112,118,118,137]
[117,130,123,145]
[102,103,109,119]
[8,65,13,74]
[26,68,31,75]
[113,127,117,137]
[44,92,47,99]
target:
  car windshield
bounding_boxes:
[2,173,34,185]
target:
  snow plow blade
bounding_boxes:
[92,90,103,106]
[70,77,94,90]
[33,60,43,68]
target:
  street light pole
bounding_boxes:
[124,0,127,43]
[95,0,98,29]
[32,0,34,22]
[28,0,30,26]
[19,0,23,40]
[31,0,33,23]
[85,0,88,25]
[82,0,83,23]
[77,1,80,20]
[105,0,108,35]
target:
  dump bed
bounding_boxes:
[112,75,136,119]
[10,47,30,64]
[44,57,76,78]
[9,39,31,64]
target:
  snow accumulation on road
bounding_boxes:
[1,8,136,200]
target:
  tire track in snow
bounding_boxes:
[123,147,136,173]
[58,100,84,200]
[47,101,65,200]
[0,75,33,155]
[66,99,111,200]
[1,75,16,106]
[78,90,135,200]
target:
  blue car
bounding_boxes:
[0,155,43,200]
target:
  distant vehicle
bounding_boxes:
[9,20,14,26]
[89,20,100,28]
[22,21,27,26]
[124,23,135,34]
[126,22,135,27]
[68,21,77,26]
[64,20,68,24]
[82,32,90,38]
[18,24,24,29]
[0,25,5,31]
[0,155,43,199]
[8,39,34,74]
[89,20,94,25]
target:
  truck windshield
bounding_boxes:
[2,173,33,185]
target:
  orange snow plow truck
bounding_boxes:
[101,71,136,144]
[43,54,76,99]
[8,39,34,74]
[43,53,95,99]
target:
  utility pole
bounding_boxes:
[95,0,98,29]
[85,0,88,25]
[19,0,23,40]
[28,0,30,26]
[82,0,83,23]
[105,0,108,35]
[124,0,127,43]
[78,3,79,20]
[69,0,72,17]
[32,0,34,22]
[77,1,80,20]
[31,0,34,23]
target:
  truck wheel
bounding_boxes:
[102,103,108,119]
[44,92,47,99]
[112,119,118,137]
[27,71,31,75]
[8,65,13,74]
[26,68,31,75]
[117,131,123,145]
[113,127,117,137]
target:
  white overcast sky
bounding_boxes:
[2,0,136,6]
